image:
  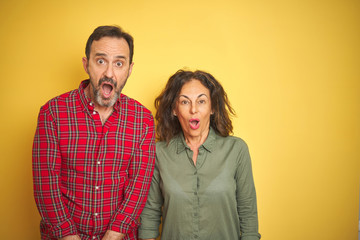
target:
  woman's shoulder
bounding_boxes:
[155,137,177,153]
[155,140,168,149]
[156,134,182,147]
[215,133,249,149]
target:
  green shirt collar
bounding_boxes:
[176,127,216,154]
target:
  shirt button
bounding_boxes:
[97,161,101,165]
[95,186,99,190]
[94,213,98,217]
[93,111,96,115]
[90,102,93,106]
[92,237,96,239]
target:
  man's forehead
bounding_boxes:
[90,37,130,57]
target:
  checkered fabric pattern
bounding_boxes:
[32,80,155,240]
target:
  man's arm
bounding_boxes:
[107,113,156,235]
[32,106,78,238]
[101,230,125,240]
[59,235,81,240]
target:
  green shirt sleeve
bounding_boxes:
[138,155,163,239]
[235,140,261,240]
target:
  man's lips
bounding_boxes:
[189,118,200,130]
[101,82,114,98]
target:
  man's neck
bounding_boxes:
[85,84,115,125]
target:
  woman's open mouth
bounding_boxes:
[189,118,200,130]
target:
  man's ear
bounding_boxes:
[128,62,134,77]
[82,57,89,74]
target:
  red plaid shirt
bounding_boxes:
[32,80,155,240]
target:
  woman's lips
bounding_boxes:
[189,118,200,130]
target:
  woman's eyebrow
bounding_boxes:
[179,93,208,99]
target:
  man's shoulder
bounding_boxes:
[40,88,79,112]
[120,94,153,116]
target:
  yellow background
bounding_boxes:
[0,0,359,239]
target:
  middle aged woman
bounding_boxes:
[138,70,260,240]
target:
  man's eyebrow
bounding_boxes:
[94,53,126,59]
[115,55,126,59]
[95,53,107,57]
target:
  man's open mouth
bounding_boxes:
[101,83,114,98]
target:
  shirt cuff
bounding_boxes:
[241,233,262,240]
[43,219,78,238]
[108,214,140,234]
[138,229,159,239]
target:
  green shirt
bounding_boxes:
[139,128,261,240]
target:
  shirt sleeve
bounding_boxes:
[138,155,163,239]
[108,114,156,234]
[32,106,78,238]
[235,140,261,240]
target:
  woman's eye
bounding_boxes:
[199,100,206,104]
[116,62,123,67]
[181,100,189,105]
[97,59,105,64]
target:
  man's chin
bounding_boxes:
[99,102,112,108]
[96,95,118,107]
[99,100,114,107]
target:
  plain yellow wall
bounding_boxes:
[0,0,359,239]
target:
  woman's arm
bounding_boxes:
[138,157,164,240]
[235,140,261,240]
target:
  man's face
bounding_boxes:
[82,36,134,107]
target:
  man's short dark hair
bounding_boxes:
[85,25,134,63]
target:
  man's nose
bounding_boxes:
[104,64,114,78]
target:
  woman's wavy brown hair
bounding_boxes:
[155,69,235,142]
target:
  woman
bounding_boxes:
[138,70,261,240]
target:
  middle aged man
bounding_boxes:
[32,26,155,240]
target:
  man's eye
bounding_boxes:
[116,62,123,67]
[97,59,105,64]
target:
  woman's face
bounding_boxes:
[173,79,213,141]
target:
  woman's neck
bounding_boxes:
[184,127,209,148]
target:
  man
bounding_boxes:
[32,26,155,240]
